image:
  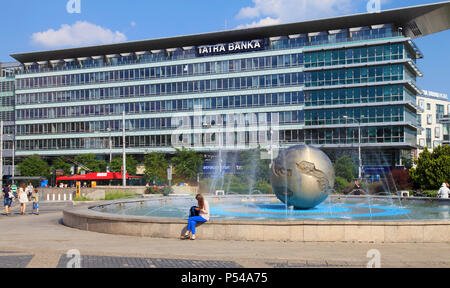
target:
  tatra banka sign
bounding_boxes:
[196,40,265,57]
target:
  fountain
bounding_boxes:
[63,145,450,243]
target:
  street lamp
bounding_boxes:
[122,111,127,187]
[343,115,363,180]
[107,127,112,169]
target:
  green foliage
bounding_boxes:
[73,196,91,202]
[238,148,271,184]
[144,152,169,184]
[145,184,173,196]
[104,191,137,200]
[410,146,450,190]
[334,176,349,193]
[74,154,107,173]
[200,176,272,195]
[171,147,203,184]
[51,157,72,176]
[110,156,138,175]
[333,155,358,182]
[17,154,51,180]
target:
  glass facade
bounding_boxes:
[10,23,422,169]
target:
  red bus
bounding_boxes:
[56,172,143,187]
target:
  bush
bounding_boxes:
[334,176,349,194]
[199,176,272,194]
[73,196,90,202]
[391,169,413,190]
[410,146,450,190]
[368,182,388,195]
[145,185,173,196]
[104,191,137,200]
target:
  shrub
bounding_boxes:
[391,169,413,190]
[334,176,349,194]
[368,182,387,195]
[104,191,136,200]
[145,185,173,196]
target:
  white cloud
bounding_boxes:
[236,0,355,28]
[130,21,137,27]
[236,17,281,29]
[31,21,127,48]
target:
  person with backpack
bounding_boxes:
[181,194,210,241]
[3,184,14,216]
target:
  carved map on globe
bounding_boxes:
[270,145,335,209]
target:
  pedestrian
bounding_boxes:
[353,180,361,195]
[31,189,40,215]
[11,183,17,198]
[437,183,450,199]
[3,184,14,216]
[18,183,29,215]
[26,182,34,201]
[181,194,210,240]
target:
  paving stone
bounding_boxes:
[0,255,34,268]
[57,254,243,268]
[266,261,363,268]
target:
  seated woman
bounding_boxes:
[181,194,210,240]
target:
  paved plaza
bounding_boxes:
[0,202,449,268]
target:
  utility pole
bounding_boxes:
[11,128,14,185]
[122,111,127,187]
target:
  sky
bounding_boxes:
[0,0,448,95]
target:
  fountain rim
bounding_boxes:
[67,194,450,226]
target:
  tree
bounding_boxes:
[51,157,72,176]
[410,146,450,190]
[333,155,357,182]
[239,148,270,185]
[110,156,138,175]
[171,147,203,184]
[144,152,169,184]
[74,154,107,173]
[18,154,51,180]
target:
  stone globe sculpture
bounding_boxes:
[270,145,335,209]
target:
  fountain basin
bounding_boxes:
[63,195,450,243]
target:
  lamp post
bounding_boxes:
[0,121,3,191]
[107,127,112,169]
[343,116,363,180]
[122,111,126,187]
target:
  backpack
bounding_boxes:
[189,206,199,217]
[3,188,11,199]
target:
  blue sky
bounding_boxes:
[0,0,448,95]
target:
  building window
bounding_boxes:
[426,103,431,110]
[418,99,424,109]
[426,128,432,149]
[427,114,433,125]
[436,104,444,122]
[419,138,425,147]
[436,127,441,138]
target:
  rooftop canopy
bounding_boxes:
[11,1,450,63]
